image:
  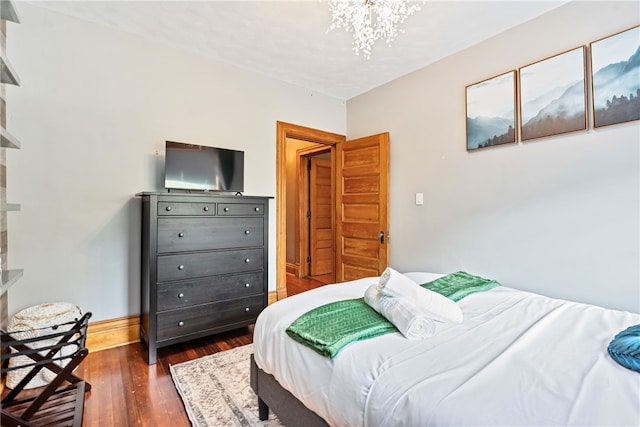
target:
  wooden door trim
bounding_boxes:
[299,155,310,278]
[276,122,345,301]
[309,156,333,278]
[297,146,332,278]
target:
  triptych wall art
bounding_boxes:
[466,25,640,151]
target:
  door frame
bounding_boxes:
[296,146,332,278]
[276,122,345,301]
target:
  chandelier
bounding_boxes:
[327,0,422,59]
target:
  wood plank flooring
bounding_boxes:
[74,275,327,426]
[78,327,253,427]
[285,274,329,296]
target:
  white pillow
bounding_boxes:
[380,269,462,324]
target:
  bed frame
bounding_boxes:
[250,353,329,427]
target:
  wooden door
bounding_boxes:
[335,133,389,282]
[309,157,333,277]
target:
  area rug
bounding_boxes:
[170,344,282,427]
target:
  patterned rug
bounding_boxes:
[170,344,282,427]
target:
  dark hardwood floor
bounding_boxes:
[78,327,253,427]
[74,274,327,426]
[285,273,329,296]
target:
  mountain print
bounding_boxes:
[520,47,587,141]
[466,71,516,151]
[592,35,640,127]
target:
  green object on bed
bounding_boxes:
[286,271,500,358]
[420,271,500,301]
[286,298,395,358]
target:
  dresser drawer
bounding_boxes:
[218,203,265,216]
[158,202,217,216]
[157,248,263,282]
[156,295,264,341]
[157,272,264,311]
[157,217,263,253]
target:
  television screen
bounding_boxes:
[164,141,244,192]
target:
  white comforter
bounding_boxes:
[253,273,640,426]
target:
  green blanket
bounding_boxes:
[421,271,500,302]
[285,271,499,358]
[285,298,396,358]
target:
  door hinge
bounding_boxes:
[307,256,311,263]
[307,211,311,219]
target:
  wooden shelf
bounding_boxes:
[0,127,20,149]
[1,0,20,23]
[1,51,20,86]
[0,203,20,211]
[0,269,23,295]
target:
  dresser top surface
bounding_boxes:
[136,192,273,200]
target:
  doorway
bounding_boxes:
[299,149,334,284]
[276,122,390,301]
[276,122,345,300]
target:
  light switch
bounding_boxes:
[415,192,424,205]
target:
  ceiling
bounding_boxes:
[29,0,569,100]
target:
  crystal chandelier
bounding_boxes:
[327,0,422,59]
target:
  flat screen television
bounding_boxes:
[164,141,244,192]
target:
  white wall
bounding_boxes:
[348,1,640,312]
[6,2,638,321]
[6,3,346,321]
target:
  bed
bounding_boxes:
[250,272,640,426]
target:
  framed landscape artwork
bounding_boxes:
[519,46,587,141]
[590,25,640,128]
[466,71,517,151]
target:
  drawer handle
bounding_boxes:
[178,232,185,238]
[245,258,251,263]
[165,206,172,211]
[224,207,230,212]
[244,283,250,288]
[178,293,184,298]
[254,207,260,212]
[178,265,185,270]
[203,206,209,212]
[178,321,184,327]
[244,230,250,235]
[245,307,250,312]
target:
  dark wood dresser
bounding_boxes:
[138,192,270,364]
